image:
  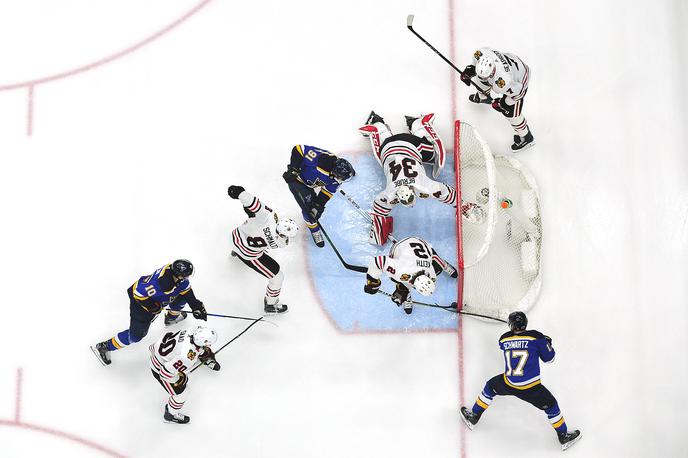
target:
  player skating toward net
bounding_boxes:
[149,325,220,424]
[460,312,581,451]
[228,185,298,314]
[460,48,533,151]
[363,236,457,314]
[359,111,486,245]
[91,259,208,366]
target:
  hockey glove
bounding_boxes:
[172,371,188,391]
[461,65,476,86]
[364,275,381,295]
[200,348,221,371]
[491,98,515,117]
[309,202,325,221]
[391,283,410,306]
[192,305,208,321]
[282,166,300,184]
[227,185,245,199]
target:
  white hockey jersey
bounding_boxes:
[367,237,447,290]
[149,328,210,383]
[372,136,456,217]
[232,190,288,260]
[472,47,529,102]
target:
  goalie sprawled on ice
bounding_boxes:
[359,111,486,244]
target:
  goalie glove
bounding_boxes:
[364,275,381,295]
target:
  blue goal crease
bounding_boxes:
[307,153,459,332]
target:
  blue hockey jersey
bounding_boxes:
[290,144,340,199]
[130,264,200,314]
[499,329,555,390]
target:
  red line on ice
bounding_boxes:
[447,0,467,457]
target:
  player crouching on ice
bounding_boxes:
[460,312,581,451]
[460,47,534,151]
[228,185,298,314]
[359,111,485,245]
[363,236,457,314]
[282,145,355,247]
[150,325,221,424]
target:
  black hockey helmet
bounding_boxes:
[508,311,527,332]
[332,158,355,183]
[172,259,194,278]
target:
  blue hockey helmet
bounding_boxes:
[332,158,355,184]
[507,311,527,332]
[172,259,194,278]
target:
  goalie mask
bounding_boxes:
[395,185,416,207]
[413,274,435,297]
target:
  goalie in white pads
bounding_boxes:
[460,47,533,151]
[359,111,486,245]
[149,325,220,424]
[363,236,457,314]
[228,185,298,314]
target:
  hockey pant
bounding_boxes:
[105,289,170,352]
[287,180,320,233]
[474,80,530,137]
[470,374,568,435]
[234,252,284,305]
[152,370,187,414]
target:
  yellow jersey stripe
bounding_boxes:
[504,375,541,390]
[476,398,489,409]
[296,145,304,156]
[316,167,329,175]
[500,336,537,343]
[158,264,170,278]
[111,337,122,349]
[321,189,333,198]
[552,417,565,429]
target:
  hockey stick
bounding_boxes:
[190,316,264,373]
[320,223,368,273]
[378,290,507,322]
[337,188,458,277]
[406,15,490,96]
[178,310,277,327]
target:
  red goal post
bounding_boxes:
[454,120,543,322]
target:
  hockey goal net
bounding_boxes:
[455,121,542,322]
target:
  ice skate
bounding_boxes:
[511,129,535,151]
[163,405,190,424]
[164,311,187,326]
[558,430,581,451]
[468,92,493,104]
[310,229,325,248]
[90,341,111,366]
[264,297,288,314]
[403,301,413,315]
[460,406,481,430]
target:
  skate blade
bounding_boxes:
[561,434,582,451]
[512,141,536,152]
[263,309,289,316]
[90,345,109,366]
[163,418,190,425]
[459,413,475,431]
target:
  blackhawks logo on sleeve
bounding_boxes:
[473,50,482,59]
[496,77,505,88]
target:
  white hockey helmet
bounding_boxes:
[276,218,299,239]
[476,55,496,80]
[413,274,436,297]
[190,326,218,347]
[395,185,416,207]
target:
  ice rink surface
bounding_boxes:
[0,1,686,457]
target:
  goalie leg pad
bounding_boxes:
[369,214,394,245]
[410,113,445,178]
[359,121,392,166]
